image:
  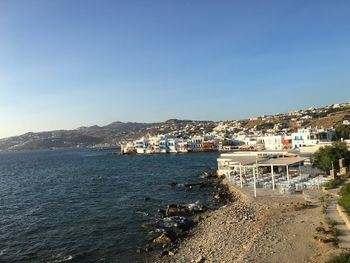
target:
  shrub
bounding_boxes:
[313,142,350,172]
[321,203,329,214]
[338,183,350,215]
[339,194,350,215]
[324,179,343,190]
[325,217,338,227]
[315,226,326,233]
[339,183,350,196]
[292,201,312,211]
[327,252,350,263]
[335,124,350,140]
[329,227,340,237]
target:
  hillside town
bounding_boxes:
[121,102,350,155]
[1,102,349,152]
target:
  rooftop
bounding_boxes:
[218,155,307,167]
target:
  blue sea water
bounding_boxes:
[0,149,219,263]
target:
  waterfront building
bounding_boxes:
[178,140,189,153]
[121,125,337,156]
[217,150,299,176]
[159,139,168,153]
[218,139,241,151]
[291,128,336,148]
[202,141,216,151]
[135,137,149,154]
[121,142,136,154]
[189,135,204,152]
[259,135,285,150]
[146,136,161,154]
[216,150,328,197]
[167,138,179,153]
[243,136,258,146]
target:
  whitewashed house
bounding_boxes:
[134,137,149,154]
[259,135,284,150]
[292,128,336,148]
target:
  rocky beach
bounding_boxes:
[148,177,343,263]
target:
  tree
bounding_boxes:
[255,122,274,131]
[335,124,350,140]
[313,141,350,172]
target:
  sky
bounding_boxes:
[0,0,350,138]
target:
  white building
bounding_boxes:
[178,140,189,153]
[135,137,149,154]
[259,135,284,150]
[189,135,204,151]
[291,128,336,148]
[167,138,179,153]
[243,136,258,146]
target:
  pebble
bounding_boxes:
[193,255,205,263]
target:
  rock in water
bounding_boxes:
[141,223,156,231]
[175,217,195,232]
[157,208,166,217]
[153,233,173,248]
[166,204,192,217]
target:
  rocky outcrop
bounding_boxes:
[141,172,237,257]
[153,232,176,248]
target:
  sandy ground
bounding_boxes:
[153,182,344,263]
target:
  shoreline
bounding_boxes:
[150,176,343,263]
[140,173,232,261]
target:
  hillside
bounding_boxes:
[0,102,349,151]
[0,120,214,151]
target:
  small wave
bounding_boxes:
[188,200,202,211]
[50,255,73,263]
[136,211,149,216]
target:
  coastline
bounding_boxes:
[150,177,343,263]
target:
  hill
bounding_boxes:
[0,102,349,151]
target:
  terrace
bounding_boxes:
[217,151,330,197]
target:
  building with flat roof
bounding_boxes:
[217,150,326,197]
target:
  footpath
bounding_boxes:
[324,187,350,249]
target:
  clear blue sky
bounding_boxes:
[0,0,350,138]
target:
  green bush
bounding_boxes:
[327,252,350,263]
[329,227,340,237]
[313,141,350,172]
[324,178,343,190]
[339,194,350,215]
[339,183,350,196]
[338,183,350,216]
[325,217,338,227]
[315,226,326,233]
[336,124,350,140]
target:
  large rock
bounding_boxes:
[153,232,176,248]
[165,202,206,217]
[141,223,156,231]
[175,217,195,232]
[203,170,217,178]
[166,204,192,217]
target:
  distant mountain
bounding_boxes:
[0,102,349,151]
[0,121,153,151]
[103,121,151,131]
[0,120,212,151]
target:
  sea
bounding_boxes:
[0,148,219,263]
